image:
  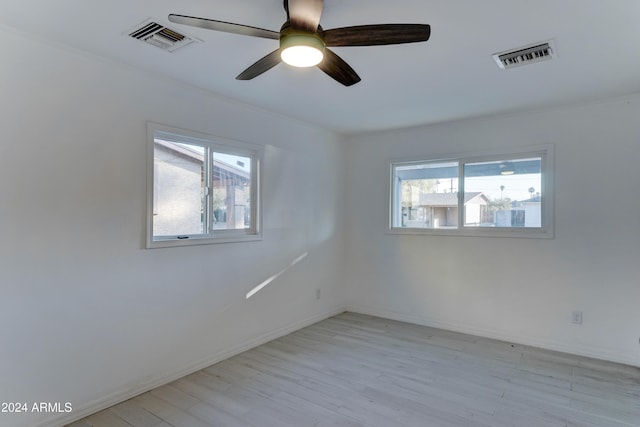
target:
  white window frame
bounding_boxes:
[388,144,554,239]
[146,122,263,248]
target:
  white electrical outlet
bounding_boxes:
[315,289,321,300]
[571,310,583,325]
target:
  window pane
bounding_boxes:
[394,161,459,228]
[147,123,263,248]
[212,152,252,230]
[463,157,542,228]
[153,140,206,237]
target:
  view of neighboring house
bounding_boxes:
[153,139,250,237]
[404,192,489,228]
[513,195,542,227]
[404,191,542,228]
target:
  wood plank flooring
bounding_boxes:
[67,312,640,427]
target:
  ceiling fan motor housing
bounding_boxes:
[280,23,325,48]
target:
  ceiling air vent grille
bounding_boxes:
[492,40,556,70]
[128,19,197,52]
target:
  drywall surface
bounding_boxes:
[344,95,640,367]
[0,27,346,427]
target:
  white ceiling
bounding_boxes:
[2,0,640,134]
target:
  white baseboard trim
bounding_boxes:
[41,305,347,427]
[347,304,639,368]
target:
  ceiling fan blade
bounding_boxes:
[324,24,430,46]
[317,48,361,86]
[168,14,279,40]
[236,49,283,80]
[287,0,323,32]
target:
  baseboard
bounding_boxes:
[347,304,639,368]
[41,305,347,427]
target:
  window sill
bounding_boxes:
[146,232,262,249]
[387,226,554,239]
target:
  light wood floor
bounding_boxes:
[67,312,640,427]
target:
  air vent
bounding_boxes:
[492,40,556,70]
[128,19,197,52]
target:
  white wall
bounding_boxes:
[344,95,640,367]
[0,27,346,427]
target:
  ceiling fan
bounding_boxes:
[168,0,431,86]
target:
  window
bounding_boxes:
[147,123,262,248]
[389,146,553,238]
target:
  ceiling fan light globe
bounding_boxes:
[281,45,323,67]
[280,33,325,67]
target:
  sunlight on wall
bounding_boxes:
[246,252,309,299]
